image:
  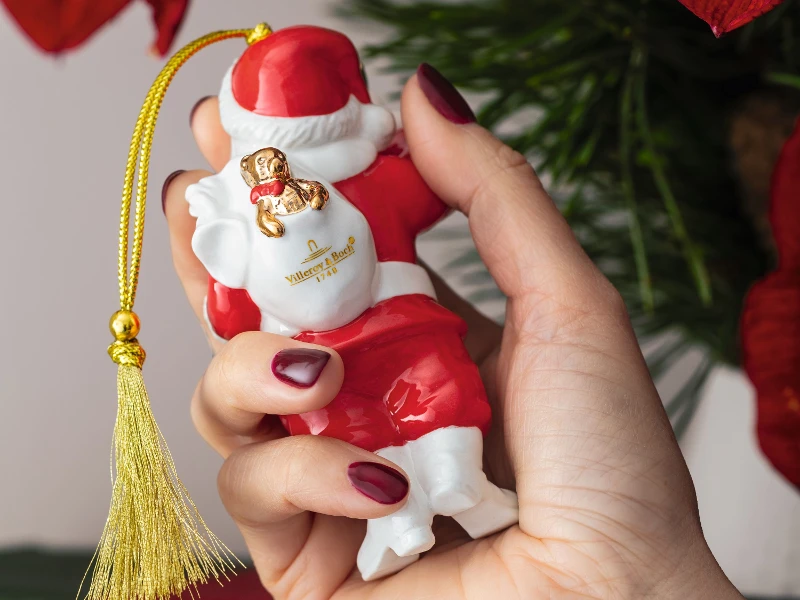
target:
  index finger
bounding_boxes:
[191,331,344,457]
[191,96,231,171]
[401,68,605,305]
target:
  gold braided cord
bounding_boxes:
[84,24,272,600]
[118,26,270,311]
[107,340,146,368]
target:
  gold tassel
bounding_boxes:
[80,23,273,600]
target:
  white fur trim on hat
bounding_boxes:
[218,66,396,182]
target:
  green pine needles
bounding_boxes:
[344,0,800,431]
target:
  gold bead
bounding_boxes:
[110,310,141,342]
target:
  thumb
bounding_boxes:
[401,64,599,303]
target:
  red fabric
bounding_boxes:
[677,0,784,36]
[232,26,371,118]
[1,0,187,55]
[175,570,271,599]
[281,295,491,451]
[206,149,448,338]
[740,119,800,491]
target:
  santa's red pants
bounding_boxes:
[280,294,491,451]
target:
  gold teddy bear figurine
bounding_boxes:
[240,147,329,238]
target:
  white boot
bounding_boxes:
[412,426,519,535]
[452,478,520,538]
[356,427,519,581]
[357,444,435,581]
[410,426,485,515]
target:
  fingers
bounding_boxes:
[162,169,215,342]
[190,96,230,172]
[401,67,683,522]
[219,435,409,597]
[401,68,604,306]
[192,331,344,457]
[220,436,409,525]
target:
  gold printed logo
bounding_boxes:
[302,239,332,264]
[285,236,357,286]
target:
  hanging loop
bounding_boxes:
[111,24,272,361]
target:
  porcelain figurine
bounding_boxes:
[185,24,519,580]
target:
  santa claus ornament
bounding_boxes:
[88,22,518,599]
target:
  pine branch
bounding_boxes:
[343,0,787,375]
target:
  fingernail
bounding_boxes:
[162,170,186,214]
[271,348,331,388]
[347,462,409,505]
[416,63,476,124]
[190,95,213,127]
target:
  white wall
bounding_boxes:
[0,0,797,596]
[0,0,396,556]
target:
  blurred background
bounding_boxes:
[0,0,799,598]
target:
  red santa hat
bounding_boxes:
[218,25,395,156]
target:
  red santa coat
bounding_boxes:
[206,148,491,452]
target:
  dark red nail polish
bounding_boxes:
[416,63,476,124]
[348,462,408,505]
[162,170,186,214]
[190,95,214,127]
[271,348,331,388]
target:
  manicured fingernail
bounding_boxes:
[162,170,186,214]
[347,462,409,505]
[416,63,476,124]
[190,95,213,127]
[271,348,331,388]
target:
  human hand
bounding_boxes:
[162,65,743,600]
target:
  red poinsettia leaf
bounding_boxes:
[144,0,188,57]
[741,271,800,490]
[677,0,784,36]
[769,118,800,270]
[1,0,188,55]
[1,0,132,53]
